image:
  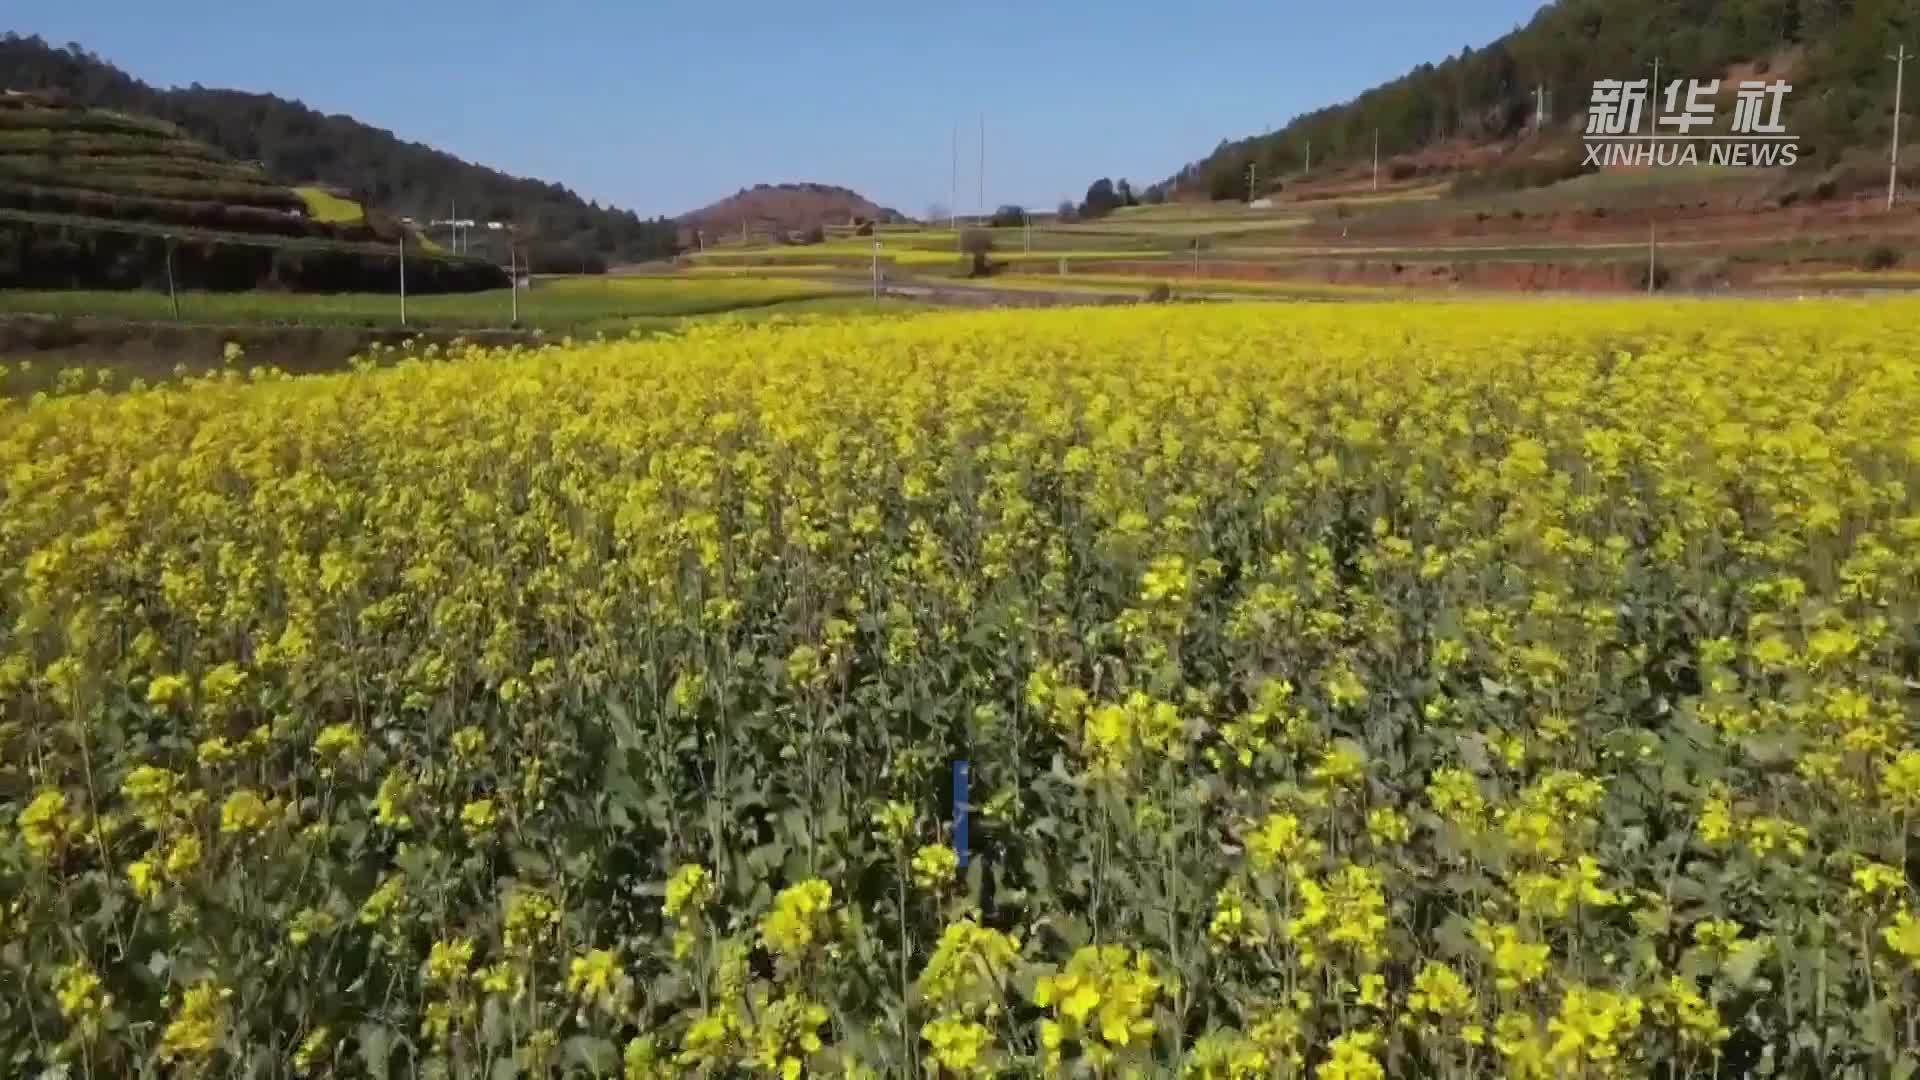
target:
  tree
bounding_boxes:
[960,228,995,277]
[1116,179,1136,207]
[1207,167,1245,203]
[1056,200,1078,223]
[989,204,1026,228]
[1080,178,1121,219]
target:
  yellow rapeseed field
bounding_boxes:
[3,299,1920,1077]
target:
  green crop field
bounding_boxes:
[1066,217,1314,239]
[0,275,856,332]
[1753,269,1920,289]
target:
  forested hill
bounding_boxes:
[0,34,678,267]
[1160,0,1915,201]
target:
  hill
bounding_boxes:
[1158,0,1914,202]
[0,90,505,293]
[678,182,906,245]
[0,34,677,269]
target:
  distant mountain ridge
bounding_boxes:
[0,33,678,266]
[678,182,906,242]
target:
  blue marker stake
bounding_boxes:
[953,760,969,868]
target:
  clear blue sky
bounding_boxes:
[12,1,1542,218]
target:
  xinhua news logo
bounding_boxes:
[1584,79,1798,168]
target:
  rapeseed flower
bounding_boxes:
[158,982,229,1063]
[761,879,835,961]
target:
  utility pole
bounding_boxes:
[430,206,472,256]
[1372,129,1380,191]
[398,232,407,326]
[872,239,880,300]
[950,123,958,231]
[1023,211,1031,254]
[509,241,518,325]
[1247,161,1257,203]
[1647,218,1657,295]
[978,113,985,219]
[1305,137,1312,175]
[163,233,179,321]
[1892,44,1909,211]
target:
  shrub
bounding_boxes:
[1863,244,1902,271]
[1450,155,1588,196]
[961,228,995,277]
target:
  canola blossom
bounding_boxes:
[3,300,1920,1075]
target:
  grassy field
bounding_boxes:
[689,240,1158,268]
[677,262,851,276]
[0,275,856,331]
[1751,269,1920,289]
[980,272,1403,298]
[0,295,937,398]
[6,298,1920,1076]
[1066,216,1314,239]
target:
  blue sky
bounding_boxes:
[11,1,1543,217]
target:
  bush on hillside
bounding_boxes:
[524,244,608,275]
[1449,155,1589,196]
[1863,244,1902,271]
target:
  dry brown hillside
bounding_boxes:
[677,182,906,244]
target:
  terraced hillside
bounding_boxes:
[0,91,506,293]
